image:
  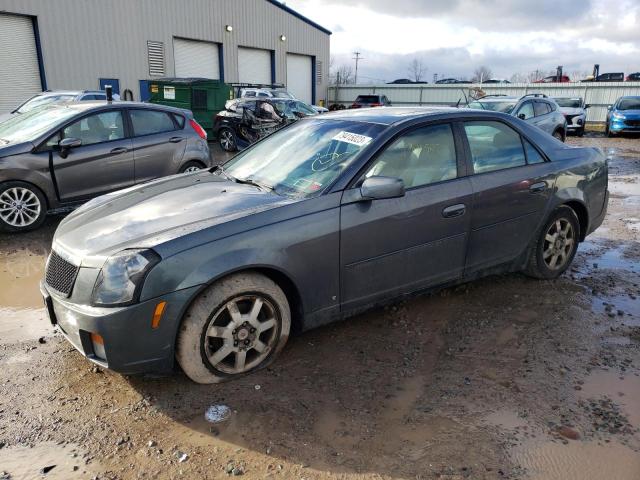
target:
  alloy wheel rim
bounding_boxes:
[184,165,201,173]
[0,187,41,227]
[542,218,574,270]
[221,131,234,149]
[203,295,279,374]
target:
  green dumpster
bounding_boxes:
[148,78,233,136]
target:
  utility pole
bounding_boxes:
[353,52,363,85]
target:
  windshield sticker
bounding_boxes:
[332,131,373,147]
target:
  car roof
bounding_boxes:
[319,106,498,125]
[620,95,640,99]
[43,100,189,115]
[474,96,518,102]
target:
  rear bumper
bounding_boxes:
[41,281,200,374]
[587,189,609,236]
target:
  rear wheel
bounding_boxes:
[552,129,565,142]
[525,206,580,279]
[0,181,47,233]
[219,128,237,152]
[176,272,291,384]
[179,161,205,173]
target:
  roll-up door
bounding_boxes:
[174,38,219,79]
[238,47,272,85]
[0,14,42,113]
[286,53,312,104]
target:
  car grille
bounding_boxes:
[624,119,640,127]
[45,250,79,296]
[565,114,579,124]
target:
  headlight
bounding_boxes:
[612,112,625,119]
[92,249,160,306]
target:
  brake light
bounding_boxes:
[190,119,207,140]
[369,103,382,107]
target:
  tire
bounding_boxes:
[606,123,615,138]
[525,205,580,280]
[218,128,237,152]
[176,272,291,384]
[552,129,565,142]
[179,160,205,173]
[577,127,585,137]
[0,181,47,233]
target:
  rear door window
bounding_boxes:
[130,109,177,136]
[464,121,526,173]
[534,102,551,116]
[523,139,545,164]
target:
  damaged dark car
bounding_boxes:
[213,97,317,152]
[42,107,608,384]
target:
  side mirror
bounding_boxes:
[607,105,613,111]
[518,113,526,120]
[584,104,591,109]
[360,176,405,200]
[59,137,81,158]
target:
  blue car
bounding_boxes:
[606,96,640,137]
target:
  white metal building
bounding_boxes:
[0,0,331,113]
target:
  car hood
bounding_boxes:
[0,112,15,124]
[558,107,584,115]
[0,140,35,157]
[53,171,293,266]
[614,109,640,118]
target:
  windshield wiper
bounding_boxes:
[209,164,234,181]
[234,177,274,192]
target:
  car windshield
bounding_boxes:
[468,100,516,113]
[271,91,295,99]
[555,98,582,108]
[0,105,78,145]
[617,98,640,110]
[355,96,380,103]
[16,94,76,113]
[224,119,384,198]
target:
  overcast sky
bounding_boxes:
[284,0,640,83]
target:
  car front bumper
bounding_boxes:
[41,281,200,374]
[610,118,640,132]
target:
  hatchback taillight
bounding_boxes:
[369,103,382,107]
[190,119,207,140]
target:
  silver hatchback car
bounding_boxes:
[0,101,211,232]
[468,94,567,141]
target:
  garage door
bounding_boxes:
[238,47,271,85]
[0,14,42,113]
[174,38,219,79]
[286,54,312,104]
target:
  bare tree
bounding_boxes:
[472,66,493,83]
[335,65,354,85]
[408,58,427,83]
[510,72,527,83]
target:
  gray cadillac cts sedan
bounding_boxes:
[41,108,608,384]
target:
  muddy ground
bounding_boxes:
[0,136,639,480]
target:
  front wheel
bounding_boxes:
[179,160,205,173]
[0,181,47,233]
[176,272,291,384]
[576,127,585,137]
[218,128,237,152]
[525,206,580,279]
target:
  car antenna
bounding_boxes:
[105,85,113,103]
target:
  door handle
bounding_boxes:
[109,147,128,155]
[169,136,185,143]
[442,203,466,218]
[529,181,547,193]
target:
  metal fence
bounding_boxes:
[327,83,640,123]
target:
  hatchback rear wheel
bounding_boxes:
[552,129,565,142]
[525,205,580,279]
[0,181,47,233]
[176,272,291,384]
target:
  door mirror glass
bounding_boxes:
[518,113,526,120]
[58,137,81,158]
[360,176,405,200]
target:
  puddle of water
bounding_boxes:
[580,370,640,427]
[0,247,47,309]
[0,307,53,344]
[0,442,102,479]
[623,196,640,207]
[609,178,640,198]
[512,440,640,480]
